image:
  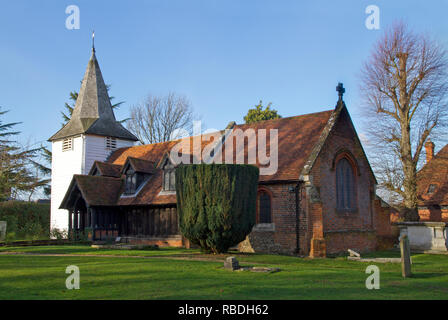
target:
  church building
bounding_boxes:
[50,47,395,257]
[417,140,448,222]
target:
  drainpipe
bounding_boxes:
[295,181,304,254]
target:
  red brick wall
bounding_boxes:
[308,109,379,255]
[375,200,399,237]
[241,182,299,254]
[418,206,448,222]
[241,108,396,256]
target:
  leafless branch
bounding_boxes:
[359,22,448,218]
[126,93,197,144]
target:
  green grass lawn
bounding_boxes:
[0,245,447,299]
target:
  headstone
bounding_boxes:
[0,221,6,241]
[224,256,239,271]
[400,234,412,278]
[348,249,361,258]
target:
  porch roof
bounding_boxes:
[60,175,124,209]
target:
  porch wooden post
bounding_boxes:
[149,209,155,236]
[91,207,97,241]
[155,208,160,236]
[79,209,84,231]
[68,210,73,237]
[170,207,176,234]
[73,195,80,236]
[74,210,79,232]
[86,208,91,230]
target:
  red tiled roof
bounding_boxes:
[63,109,336,208]
[417,144,448,206]
[60,175,124,208]
[105,110,334,206]
[89,161,122,178]
[124,157,157,174]
[108,140,179,165]
[117,169,176,206]
[109,110,333,180]
[232,111,333,181]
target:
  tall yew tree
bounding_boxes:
[176,164,259,253]
[360,22,448,220]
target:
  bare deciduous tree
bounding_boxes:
[360,22,448,220]
[127,93,195,144]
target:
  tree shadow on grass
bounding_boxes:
[408,272,447,279]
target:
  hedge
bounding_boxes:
[0,201,50,241]
[176,164,259,253]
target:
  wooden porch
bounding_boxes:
[68,198,181,243]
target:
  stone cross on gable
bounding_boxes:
[336,82,345,101]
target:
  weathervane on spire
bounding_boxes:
[92,30,95,53]
[336,82,345,102]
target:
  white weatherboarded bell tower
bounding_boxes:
[48,43,138,232]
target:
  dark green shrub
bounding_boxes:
[0,201,50,240]
[176,164,259,253]
[5,232,16,244]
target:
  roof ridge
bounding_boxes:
[234,109,334,127]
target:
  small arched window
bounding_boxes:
[336,158,356,210]
[258,191,272,223]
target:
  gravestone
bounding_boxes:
[348,249,361,258]
[224,256,240,271]
[400,234,412,278]
[0,221,6,241]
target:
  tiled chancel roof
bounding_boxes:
[108,110,334,182]
[232,110,333,182]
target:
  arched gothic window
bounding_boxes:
[336,158,356,210]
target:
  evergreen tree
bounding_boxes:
[29,145,51,197]
[244,100,281,124]
[0,108,44,200]
[176,164,259,253]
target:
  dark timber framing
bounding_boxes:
[66,199,180,242]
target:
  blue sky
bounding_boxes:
[1,0,448,149]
